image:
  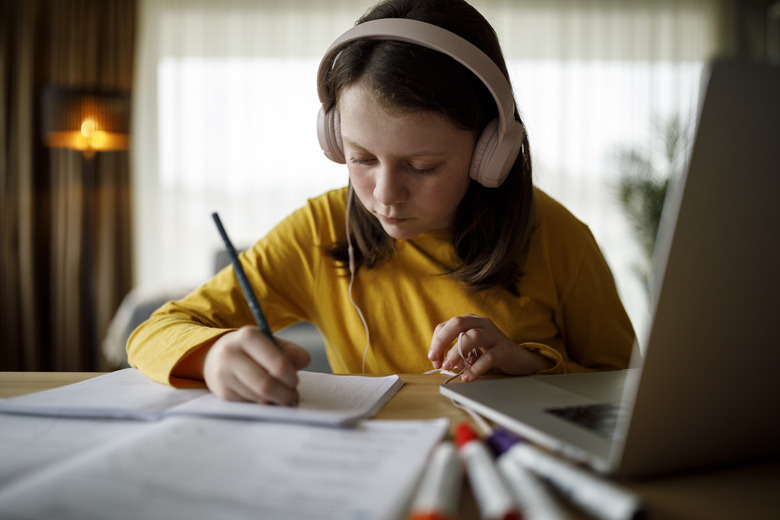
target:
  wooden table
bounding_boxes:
[0,372,476,434]
[0,372,103,398]
[2,372,778,519]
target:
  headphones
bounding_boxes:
[316,18,525,188]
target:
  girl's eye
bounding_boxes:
[410,165,437,174]
[349,157,375,166]
[349,157,437,174]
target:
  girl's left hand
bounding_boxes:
[428,314,553,381]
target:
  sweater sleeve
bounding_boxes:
[126,192,337,387]
[558,230,637,372]
[518,190,636,374]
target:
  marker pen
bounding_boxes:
[489,428,573,520]
[503,441,644,520]
[454,422,520,520]
[407,442,462,520]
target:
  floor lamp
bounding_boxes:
[41,86,131,369]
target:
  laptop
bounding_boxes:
[440,59,780,479]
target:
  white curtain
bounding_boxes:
[133,0,725,338]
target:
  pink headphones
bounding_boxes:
[316,18,525,188]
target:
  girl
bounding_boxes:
[127,0,635,406]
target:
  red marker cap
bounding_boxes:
[454,422,480,448]
[408,513,456,520]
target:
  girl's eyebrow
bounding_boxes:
[341,136,449,158]
[341,137,368,152]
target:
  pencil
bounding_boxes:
[211,212,280,349]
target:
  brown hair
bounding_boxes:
[325,0,535,296]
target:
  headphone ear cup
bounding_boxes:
[317,107,346,163]
[469,119,525,188]
[469,119,499,185]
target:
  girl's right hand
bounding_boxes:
[203,326,311,406]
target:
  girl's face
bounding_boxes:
[338,81,475,240]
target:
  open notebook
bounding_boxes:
[0,368,403,427]
[441,59,780,479]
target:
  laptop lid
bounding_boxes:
[610,58,780,477]
[440,59,780,479]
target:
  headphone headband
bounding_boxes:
[316,18,524,187]
[317,18,516,136]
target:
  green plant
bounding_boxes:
[614,115,691,291]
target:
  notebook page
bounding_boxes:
[0,369,403,426]
[0,416,448,520]
[0,368,207,420]
[168,371,403,426]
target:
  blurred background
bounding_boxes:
[2,0,778,371]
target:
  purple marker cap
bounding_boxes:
[487,427,523,456]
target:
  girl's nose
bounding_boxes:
[373,165,407,206]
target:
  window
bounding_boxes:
[134,0,722,338]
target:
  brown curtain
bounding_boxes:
[1,0,135,371]
[716,0,780,61]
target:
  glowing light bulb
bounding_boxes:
[81,117,97,138]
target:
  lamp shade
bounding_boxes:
[42,87,131,155]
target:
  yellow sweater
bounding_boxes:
[127,187,635,387]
